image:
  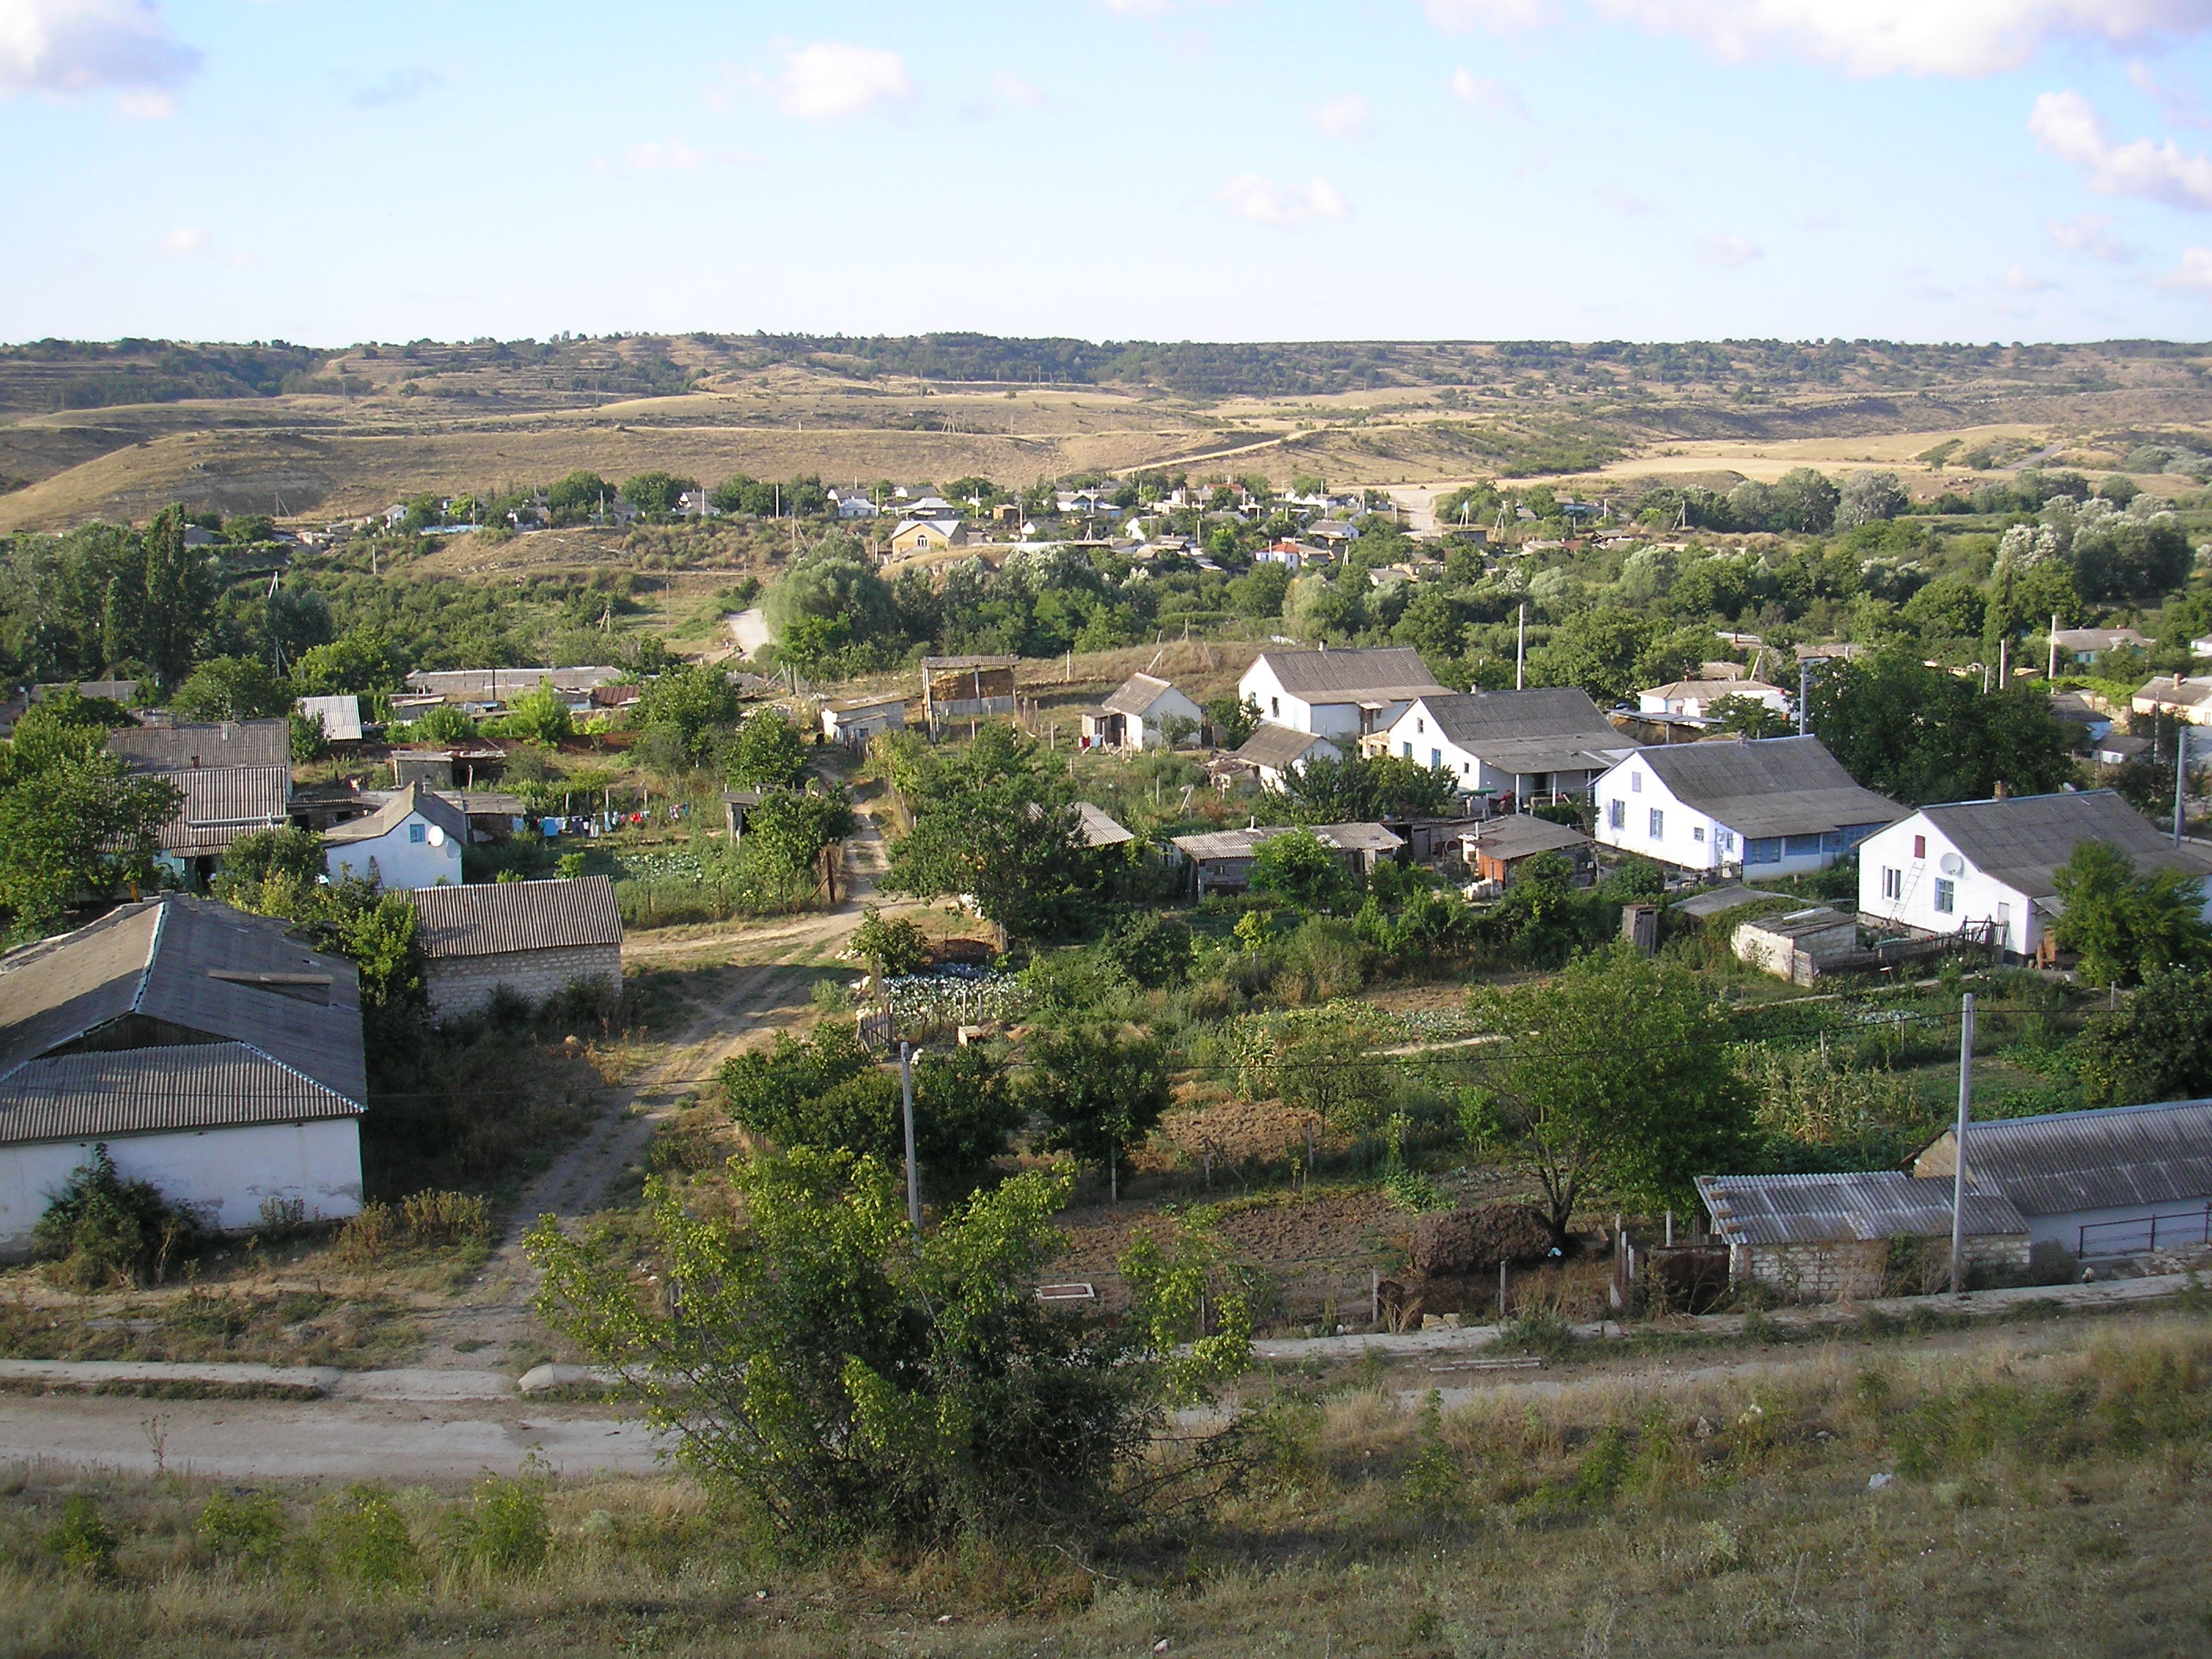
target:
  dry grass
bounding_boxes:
[4,1313,2211,1654]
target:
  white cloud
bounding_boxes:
[1418,0,2212,76]
[1998,264,2055,291]
[2157,246,2212,288]
[1423,0,1556,35]
[1696,233,1763,266]
[1312,92,1369,139]
[0,0,201,101]
[2048,211,2139,261]
[354,66,441,109]
[771,41,912,122]
[2031,89,2212,211]
[626,138,709,170]
[1449,67,1529,121]
[1214,173,1351,228]
[2130,59,2212,128]
[156,225,204,256]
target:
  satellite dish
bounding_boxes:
[427,824,447,848]
[1939,851,1964,876]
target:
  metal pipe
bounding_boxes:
[1949,993,1976,1293]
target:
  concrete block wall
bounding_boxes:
[423,944,621,1019]
[1746,1234,2029,1301]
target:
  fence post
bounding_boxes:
[1498,1258,1507,1320]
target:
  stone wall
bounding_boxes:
[424,944,621,1019]
[1744,1232,2029,1301]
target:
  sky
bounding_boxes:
[10,1,2212,346]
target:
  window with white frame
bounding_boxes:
[1649,808,1664,839]
[1608,799,1625,830]
[1630,771,1643,793]
[1692,826,1705,843]
[1881,866,1903,900]
[1934,878,1955,914]
[408,823,427,844]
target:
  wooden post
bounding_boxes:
[1370,1269,1379,1326]
[1498,1259,1507,1320]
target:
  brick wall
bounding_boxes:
[423,944,621,1018]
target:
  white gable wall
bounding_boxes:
[1239,660,1420,742]
[1858,815,2042,956]
[0,1119,364,1258]
[1593,756,1732,872]
[1130,683,1203,748]
[1379,698,1613,802]
[326,813,463,891]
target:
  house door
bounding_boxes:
[1996,902,2012,953]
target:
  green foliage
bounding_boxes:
[881,725,1096,941]
[407,702,478,745]
[1808,650,2073,804]
[1283,753,1459,822]
[170,654,291,721]
[313,1485,421,1591]
[45,1496,119,1577]
[529,1151,1251,1548]
[764,541,897,650]
[198,1489,290,1573]
[1467,946,1753,1241]
[745,786,855,875]
[1098,910,1193,987]
[0,742,178,937]
[621,471,695,519]
[439,1469,551,1579]
[212,826,325,902]
[1249,828,1351,909]
[32,1144,202,1290]
[1023,1026,1173,1172]
[628,663,743,767]
[2078,965,2212,1105]
[723,709,811,790]
[291,627,403,697]
[546,470,610,524]
[1203,693,1260,748]
[1705,693,1791,739]
[851,906,928,978]
[501,683,573,745]
[2052,840,2212,987]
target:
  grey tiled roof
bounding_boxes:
[1632,736,1905,840]
[322,782,469,847]
[1914,1099,2212,1218]
[108,720,289,771]
[1917,789,2212,899]
[1254,648,1451,701]
[1233,725,1337,770]
[406,875,623,960]
[1698,1170,2027,1247]
[0,1042,361,1146]
[1420,688,1621,745]
[1103,673,1180,717]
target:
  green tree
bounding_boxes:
[170,655,292,721]
[502,684,573,745]
[408,703,478,745]
[546,471,610,525]
[1228,562,1292,621]
[2078,965,2212,1105]
[0,747,178,936]
[1022,1027,1173,1182]
[528,1151,1251,1548]
[1201,694,1259,749]
[1464,946,1753,1244]
[136,506,218,688]
[1248,828,1350,909]
[881,726,1093,941]
[1705,693,1789,738]
[292,628,405,696]
[211,826,325,907]
[621,472,695,519]
[2051,840,2212,987]
[1807,649,2072,804]
[1836,470,1909,529]
[724,709,811,790]
[628,663,743,767]
[745,786,855,877]
[764,543,897,650]
[851,906,927,978]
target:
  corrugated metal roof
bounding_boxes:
[1914,1098,2212,1217]
[0,1042,362,1146]
[1672,884,1774,917]
[149,766,291,853]
[1459,815,1592,859]
[108,720,289,771]
[1075,801,1135,848]
[1915,789,2212,900]
[0,896,365,1106]
[1631,736,1906,840]
[407,875,623,959]
[1419,688,1624,746]
[1254,648,1452,701]
[1103,673,1181,717]
[1234,725,1337,770]
[1697,1170,2026,1247]
[1169,822,1403,861]
[404,667,622,700]
[298,694,364,742]
[921,655,1018,670]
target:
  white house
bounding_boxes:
[1082,673,1203,751]
[0,896,366,1256]
[820,692,906,749]
[323,783,466,890]
[830,489,880,520]
[1238,647,1452,742]
[1229,724,1342,791]
[1857,788,2212,959]
[1594,736,1906,877]
[1636,679,1792,722]
[2050,626,2149,664]
[1378,689,1638,804]
[2133,675,2212,727]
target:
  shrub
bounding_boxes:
[440,1469,549,1578]
[332,1190,489,1265]
[198,1489,289,1573]
[33,1144,202,1290]
[851,907,927,979]
[313,1485,420,1590]
[45,1496,118,1577]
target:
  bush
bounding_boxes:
[45,1496,119,1577]
[313,1485,420,1590]
[33,1144,202,1290]
[440,1469,549,1578]
[852,907,927,978]
[198,1489,289,1573]
[332,1190,490,1265]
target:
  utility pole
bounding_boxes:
[900,1043,921,1232]
[1515,603,1526,690]
[1798,658,1809,738]
[2048,613,2059,681]
[2177,723,2192,849]
[1949,993,1976,1295]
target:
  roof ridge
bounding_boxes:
[134,897,169,1016]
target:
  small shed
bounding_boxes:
[1456,814,1595,886]
[1168,822,1404,895]
[1731,906,1860,985]
[1914,1098,2212,1258]
[721,789,764,840]
[393,749,456,789]
[821,692,906,749]
[922,656,1017,727]
[297,694,364,744]
[1081,673,1203,751]
[1697,1170,2030,1301]
[407,875,624,1019]
[1075,801,1136,850]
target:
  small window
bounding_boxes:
[1649,808,1664,839]
[1630,771,1643,794]
[1881,866,1903,900]
[1403,742,1413,759]
[1608,799,1625,831]
[1270,696,1280,716]
[1913,834,1926,860]
[1692,826,1705,843]
[1934,878,1956,915]
[1416,718,1425,734]
[1430,748,1442,769]
[408,823,426,844]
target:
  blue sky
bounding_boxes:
[9,0,2212,345]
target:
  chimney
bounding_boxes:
[1994,779,2009,800]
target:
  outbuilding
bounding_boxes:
[1730,906,1860,985]
[1229,724,1342,791]
[821,693,906,749]
[1456,813,1595,886]
[1914,1098,2212,1259]
[0,895,368,1257]
[106,720,293,877]
[406,875,624,1019]
[1082,673,1203,751]
[322,783,466,891]
[1696,1170,2030,1301]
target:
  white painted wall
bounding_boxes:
[1593,756,1734,873]
[1377,698,1611,800]
[326,813,463,891]
[1130,684,1203,749]
[1857,815,2042,955]
[0,1119,364,1257]
[1240,660,1421,742]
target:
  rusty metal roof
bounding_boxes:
[0,1042,362,1146]
[406,875,623,960]
[1914,1098,2212,1217]
[1697,1170,2027,1247]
